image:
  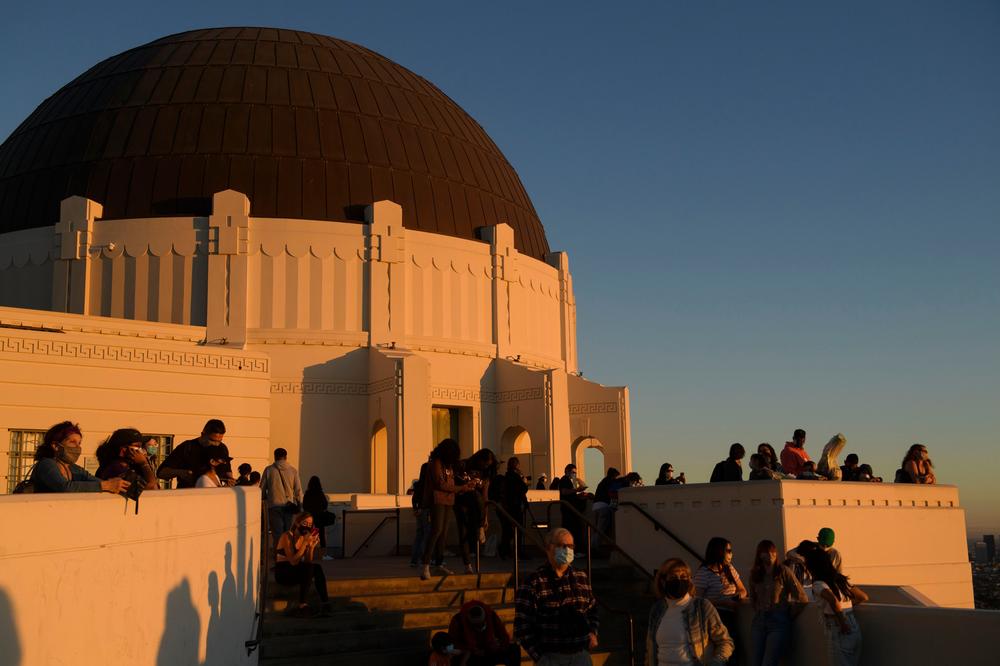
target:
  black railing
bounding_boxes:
[544,500,655,582]
[478,500,642,666]
[341,507,400,558]
[616,501,704,565]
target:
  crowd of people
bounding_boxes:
[703,429,937,486]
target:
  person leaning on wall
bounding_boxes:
[28,421,130,494]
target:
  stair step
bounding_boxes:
[265,585,513,613]
[263,606,516,635]
[322,571,513,596]
[261,646,614,666]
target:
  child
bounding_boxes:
[798,460,824,480]
[428,630,460,666]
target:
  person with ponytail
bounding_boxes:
[805,547,868,665]
[748,540,807,666]
[646,558,733,665]
[29,421,130,494]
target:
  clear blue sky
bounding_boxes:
[3,1,998,530]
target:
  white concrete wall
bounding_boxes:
[0,487,261,666]
[617,481,972,608]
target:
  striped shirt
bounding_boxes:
[693,564,742,605]
[514,564,599,661]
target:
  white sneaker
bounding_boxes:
[322,555,334,561]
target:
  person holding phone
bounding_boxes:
[95,428,157,491]
[275,512,329,616]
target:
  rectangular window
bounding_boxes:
[7,429,45,493]
[431,406,460,447]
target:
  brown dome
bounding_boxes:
[0,27,549,258]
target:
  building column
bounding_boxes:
[546,251,578,374]
[51,196,102,314]
[545,369,572,478]
[481,223,518,359]
[206,190,250,347]
[365,200,406,348]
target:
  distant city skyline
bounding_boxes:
[2,2,997,525]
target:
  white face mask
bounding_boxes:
[554,546,574,566]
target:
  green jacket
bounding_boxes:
[645,596,733,666]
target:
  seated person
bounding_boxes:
[447,600,520,666]
[748,453,783,480]
[797,460,824,480]
[29,421,129,495]
[857,464,882,482]
[275,512,330,616]
[95,428,157,492]
[428,631,459,666]
[840,453,861,481]
[235,463,254,486]
[249,470,261,485]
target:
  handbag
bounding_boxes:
[12,464,37,494]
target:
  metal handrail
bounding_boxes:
[616,501,705,565]
[479,500,641,666]
[545,499,654,581]
[245,499,269,655]
[341,507,400,558]
[351,514,399,558]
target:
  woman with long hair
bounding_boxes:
[646,558,733,665]
[275,511,330,616]
[453,448,498,574]
[757,444,783,475]
[693,537,747,663]
[816,434,847,481]
[29,421,129,494]
[420,438,475,580]
[748,540,807,666]
[898,444,935,484]
[805,548,868,665]
[95,427,157,491]
[302,475,337,557]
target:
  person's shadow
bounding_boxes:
[156,579,201,666]
[0,586,22,666]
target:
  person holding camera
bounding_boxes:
[262,447,303,552]
[27,421,131,494]
[275,511,329,616]
[95,428,158,493]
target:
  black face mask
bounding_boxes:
[299,526,312,534]
[660,578,689,600]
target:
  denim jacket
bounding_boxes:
[645,596,733,666]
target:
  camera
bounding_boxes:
[119,468,146,502]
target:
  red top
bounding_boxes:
[780,442,811,477]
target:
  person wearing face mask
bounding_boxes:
[515,528,599,665]
[29,421,130,494]
[95,428,158,492]
[748,540,807,666]
[274,512,329,616]
[195,445,231,487]
[646,558,733,665]
[693,537,747,664]
[447,600,520,666]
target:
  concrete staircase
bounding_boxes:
[258,569,618,665]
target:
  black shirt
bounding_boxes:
[710,459,743,483]
[157,438,231,488]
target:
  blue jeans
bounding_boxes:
[410,508,431,565]
[822,612,862,666]
[751,608,792,666]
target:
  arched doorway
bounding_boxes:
[572,436,605,487]
[500,426,533,480]
[370,421,388,494]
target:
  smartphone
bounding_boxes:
[311,527,319,537]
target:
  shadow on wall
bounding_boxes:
[298,348,372,492]
[0,586,21,666]
[157,488,259,666]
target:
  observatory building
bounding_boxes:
[0,27,630,494]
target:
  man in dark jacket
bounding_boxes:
[157,419,231,488]
[710,443,745,483]
[499,457,529,559]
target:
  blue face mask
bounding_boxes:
[145,444,158,456]
[554,546,574,566]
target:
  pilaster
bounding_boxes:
[51,196,102,314]
[365,200,406,348]
[206,190,250,347]
[545,251,578,373]
[481,223,518,359]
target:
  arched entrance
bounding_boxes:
[500,426,534,480]
[572,436,605,487]
[370,421,388,494]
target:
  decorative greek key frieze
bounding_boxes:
[430,385,544,404]
[369,377,396,395]
[0,335,269,374]
[568,402,618,415]
[270,377,395,395]
[496,388,544,403]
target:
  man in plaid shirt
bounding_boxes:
[515,527,599,664]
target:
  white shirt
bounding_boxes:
[813,580,853,615]
[656,594,695,665]
[196,474,222,488]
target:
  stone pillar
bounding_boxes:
[545,369,572,478]
[481,223,518,359]
[51,196,102,314]
[365,200,406,348]
[545,251,579,373]
[206,190,250,347]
